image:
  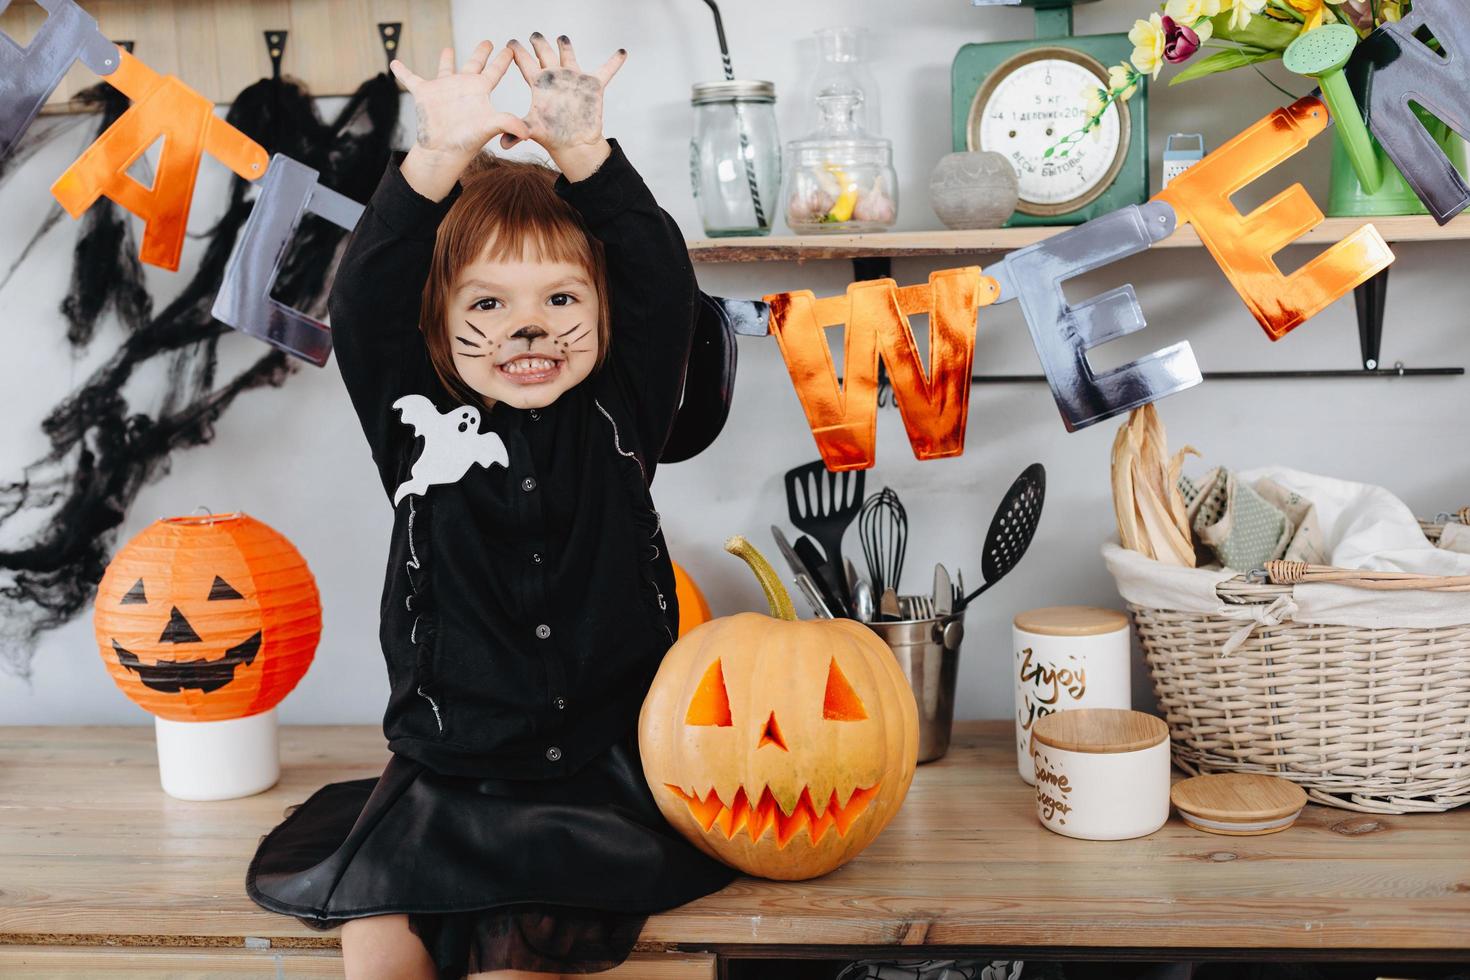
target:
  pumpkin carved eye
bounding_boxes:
[823,658,868,721]
[685,658,733,726]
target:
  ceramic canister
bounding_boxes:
[1030,708,1171,841]
[1012,606,1131,784]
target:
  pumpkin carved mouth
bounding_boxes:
[666,781,881,848]
[112,631,262,693]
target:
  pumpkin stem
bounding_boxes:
[724,535,798,622]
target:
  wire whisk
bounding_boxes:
[858,487,907,596]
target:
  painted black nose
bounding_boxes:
[511,324,547,343]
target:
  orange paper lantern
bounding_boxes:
[673,561,712,638]
[92,512,320,722]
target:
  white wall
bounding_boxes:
[4,0,1466,726]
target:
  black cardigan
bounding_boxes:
[328,139,696,779]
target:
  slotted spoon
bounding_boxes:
[784,460,865,611]
[956,463,1046,610]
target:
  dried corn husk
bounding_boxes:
[1111,405,1197,566]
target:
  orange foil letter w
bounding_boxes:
[766,267,997,471]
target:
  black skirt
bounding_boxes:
[245,726,738,976]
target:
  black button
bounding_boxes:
[554,697,566,710]
[521,477,538,492]
[535,624,551,639]
[531,552,543,564]
[545,746,562,761]
[529,409,540,421]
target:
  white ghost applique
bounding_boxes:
[391,394,509,506]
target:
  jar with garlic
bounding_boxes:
[783,90,897,234]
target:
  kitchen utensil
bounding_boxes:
[770,525,809,583]
[879,587,900,621]
[957,463,1046,610]
[793,573,834,619]
[844,556,860,599]
[933,563,952,617]
[785,460,864,610]
[852,579,875,623]
[794,535,848,618]
[858,487,907,595]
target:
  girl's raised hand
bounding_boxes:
[391,41,529,153]
[505,33,627,181]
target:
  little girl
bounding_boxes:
[245,33,737,979]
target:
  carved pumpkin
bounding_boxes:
[92,512,321,722]
[672,561,712,638]
[640,536,919,880]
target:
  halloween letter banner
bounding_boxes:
[5,0,1470,467]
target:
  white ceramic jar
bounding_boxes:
[1012,606,1131,784]
[1030,708,1171,841]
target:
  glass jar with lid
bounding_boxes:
[783,90,897,234]
[689,80,781,237]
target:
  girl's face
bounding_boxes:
[448,251,602,410]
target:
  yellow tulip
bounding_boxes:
[1287,0,1346,32]
[1129,13,1166,78]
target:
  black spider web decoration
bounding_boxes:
[0,71,400,680]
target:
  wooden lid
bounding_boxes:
[1030,708,1168,754]
[1014,606,1129,637]
[1170,773,1308,835]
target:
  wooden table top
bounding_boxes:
[2,721,1467,956]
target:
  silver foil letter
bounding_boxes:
[0,0,118,157]
[989,200,1202,432]
[212,153,364,366]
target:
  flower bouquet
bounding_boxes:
[1054,0,1464,217]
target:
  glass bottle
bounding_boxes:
[808,27,881,137]
[689,80,781,237]
[783,91,898,234]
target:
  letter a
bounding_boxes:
[50,49,268,271]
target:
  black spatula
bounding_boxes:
[784,460,865,612]
[956,463,1045,611]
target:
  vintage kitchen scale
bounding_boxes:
[952,0,1149,225]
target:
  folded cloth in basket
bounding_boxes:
[1106,466,1470,629]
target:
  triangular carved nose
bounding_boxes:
[159,606,202,644]
[758,711,787,751]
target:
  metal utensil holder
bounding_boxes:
[863,595,964,764]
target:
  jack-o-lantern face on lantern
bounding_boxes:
[93,513,320,722]
[640,538,918,881]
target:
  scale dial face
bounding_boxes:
[968,47,1129,217]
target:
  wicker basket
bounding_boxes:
[1128,512,1470,814]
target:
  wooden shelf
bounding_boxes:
[687,213,1468,263]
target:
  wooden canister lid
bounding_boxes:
[1030,708,1168,754]
[1014,605,1129,637]
[1170,773,1308,836]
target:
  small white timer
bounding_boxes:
[968,48,1130,218]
